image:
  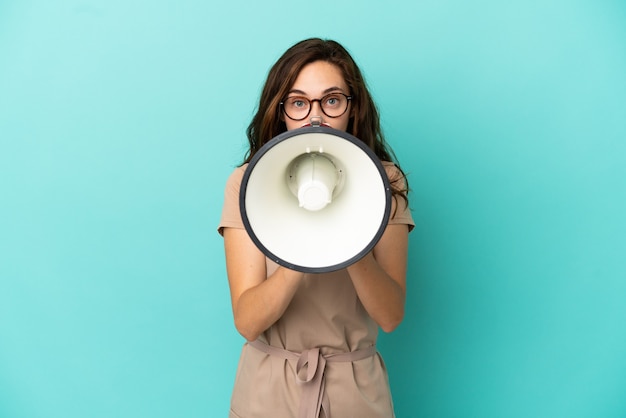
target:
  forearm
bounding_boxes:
[347,253,406,332]
[233,267,303,341]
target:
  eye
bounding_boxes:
[287,97,308,109]
[323,94,342,107]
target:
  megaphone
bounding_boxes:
[240,126,391,273]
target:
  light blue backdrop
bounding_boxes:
[1,1,625,417]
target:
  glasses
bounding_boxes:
[280,93,353,121]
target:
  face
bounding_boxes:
[283,60,351,132]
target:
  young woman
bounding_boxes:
[218,38,414,418]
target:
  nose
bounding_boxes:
[309,116,323,127]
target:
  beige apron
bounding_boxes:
[220,163,414,418]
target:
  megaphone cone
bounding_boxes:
[240,126,391,273]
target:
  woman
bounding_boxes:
[218,38,414,418]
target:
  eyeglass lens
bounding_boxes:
[282,93,351,121]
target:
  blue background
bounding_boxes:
[1,1,625,417]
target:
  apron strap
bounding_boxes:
[248,339,377,418]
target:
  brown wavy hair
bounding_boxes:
[243,38,409,202]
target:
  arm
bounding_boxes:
[223,227,304,341]
[346,222,409,332]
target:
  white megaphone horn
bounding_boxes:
[240,126,392,273]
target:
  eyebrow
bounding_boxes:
[287,86,346,96]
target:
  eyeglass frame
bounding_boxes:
[279,92,353,121]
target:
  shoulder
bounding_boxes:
[381,161,407,186]
[224,164,248,190]
[228,164,248,180]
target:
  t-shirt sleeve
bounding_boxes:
[217,166,246,236]
[383,162,415,232]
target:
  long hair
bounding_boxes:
[244,38,409,201]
